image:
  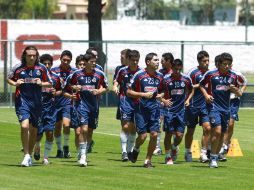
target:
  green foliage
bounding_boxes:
[0,0,57,19]
[103,0,117,20]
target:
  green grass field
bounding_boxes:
[0,107,254,190]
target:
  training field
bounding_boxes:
[0,107,253,190]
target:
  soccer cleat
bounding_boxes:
[63,146,71,158]
[200,153,209,163]
[21,154,31,167]
[29,156,33,166]
[143,160,153,168]
[43,158,50,165]
[129,149,139,163]
[171,146,179,161]
[209,159,218,168]
[33,147,41,161]
[165,156,174,165]
[153,148,163,156]
[56,149,64,158]
[185,152,192,162]
[79,155,88,167]
[218,153,227,162]
[87,140,95,153]
[121,152,128,162]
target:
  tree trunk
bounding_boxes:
[88,0,105,69]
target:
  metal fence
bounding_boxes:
[0,40,254,107]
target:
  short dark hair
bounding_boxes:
[172,59,183,67]
[75,54,84,65]
[162,52,174,63]
[197,50,209,63]
[40,54,53,65]
[86,47,98,55]
[60,50,72,59]
[219,52,233,64]
[83,53,96,62]
[128,50,140,60]
[145,52,157,64]
[214,54,221,67]
[21,45,39,65]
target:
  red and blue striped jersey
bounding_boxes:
[130,69,164,109]
[163,73,193,113]
[200,68,238,112]
[64,68,108,111]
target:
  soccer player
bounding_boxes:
[154,52,174,156]
[33,54,62,164]
[200,52,242,168]
[51,50,77,158]
[184,51,211,163]
[113,50,140,161]
[218,57,247,161]
[64,53,108,166]
[86,47,104,71]
[69,55,85,156]
[85,47,105,152]
[7,46,52,167]
[127,52,164,168]
[162,59,193,165]
[113,49,130,123]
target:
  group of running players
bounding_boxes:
[7,45,247,168]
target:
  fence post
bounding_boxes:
[9,42,13,108]
[105,42,108,107]
[3,41,8,103]
[181,41,184,72]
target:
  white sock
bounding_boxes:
[80,142,87,156]
[127,133,136,153]
[120,130,128,153]
[156,132,161,149]
[64,134,70,147]
[201,148,207,155]
[44,141,53,159]
[55,136,62,150]
[165,151,171,158]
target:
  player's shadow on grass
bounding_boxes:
[191,165,228,168]
[122,165,148,168]
[105,151,121,155]
[4,163,41,167]
[107,158,123,162]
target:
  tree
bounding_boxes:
[88,0,106,69]
[0,0,56,19]
[180,0,236,25]
[0,0,25,19]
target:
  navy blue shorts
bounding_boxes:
[230,98,240,121]
[38,102,56,135]
[15,100,42,128]
[119,96,134,122]
[134,104,160,134]
[163,110,186,133]
[55,104,71,122]
[185,106,209,128]
[209,110,230,133]
[76,103,99,129]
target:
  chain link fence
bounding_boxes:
[0,40,254,107]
